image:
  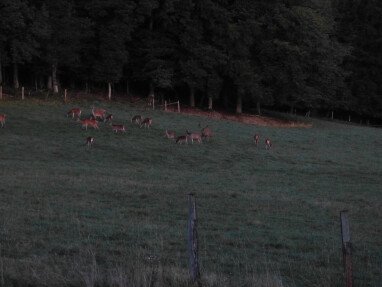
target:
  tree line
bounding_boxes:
[0,0,381,118]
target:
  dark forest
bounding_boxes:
[0,0,381,119]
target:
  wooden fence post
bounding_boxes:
[21,87,24,100]
[178,100,180,113]
[152,96,155,110]
[0,86,2,100]
[188,193,201,285]
[64,89,67,103]
[340,210,353,287]
[331,111,334,120]
[165,100,167,111]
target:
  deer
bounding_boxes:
[92,107,107,120]
[176,135,188,144]
[0,114,6,128]
[105,114,113,122]
[67,108,82,119]
[140,117,152,128]
[165,130,176,139]
[265,138,272,150]
[186,130,202,144]
[111,124,126,133]
[201,125,213,141]
[254,134,260,146]
[86,136,94,147]
[80,118,99,130]
[131,115,143,125]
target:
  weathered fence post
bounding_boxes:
[164,100,167,111]
[188,193,201,285]
[340,210,353,287]
[0,86,2,100]
[152,96,155,110]
[21,87,25,100]
[331,111,334,120]
[178,100,180,113]
[64,89,67,103]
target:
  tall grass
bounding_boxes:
[0,99,381,286]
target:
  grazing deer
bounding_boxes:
[0,114,6,128]
[86,136,94,147]
[254,134,260,146]
[131,115,143,125]
[140,117,152,128]
[111,124,126,133]
[105,114,113,122]
[176,135,188,144]
[186,130,202,144]
[201,125,213,141]
[67,108,82,119]
[92,107,106,120]
[265,138,272,150]
[165,130,176,139]
[81,118,99,130]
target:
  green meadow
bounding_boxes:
[0,100,381,286]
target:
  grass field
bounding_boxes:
[0,99,381,287]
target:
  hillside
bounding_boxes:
[0,100,381,286]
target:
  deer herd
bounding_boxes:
[0,107,273,149]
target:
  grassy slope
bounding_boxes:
[0,100,381,286]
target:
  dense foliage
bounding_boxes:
[0,0,381,118]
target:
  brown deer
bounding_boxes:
[201,125,213,141]
[111,124,126,133]
[265,138,272,150]
[80,118,99,130]
[92,107,107,120]
[86,136,94,147]
[0,114,6,128]
[176,135,188,144]
[186,130,202,144]
[140,117,152,128]
[165,130,176,139]
[67,108,82,119]
[254,134,260,146]
[131,115,142,125]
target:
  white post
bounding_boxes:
[21,86,24,100]
[152,97,155,110]
[64,89,67,102]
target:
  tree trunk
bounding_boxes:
[257,101,261,115]
[0,55,2,85]
[13,62,19,90]
[126,80,130,98]
[208,96,213,110]
[52,64,58,93]
[47,76,52,90]
[108,82,112,100]
[190,86,195,107]
[236,94,242,114]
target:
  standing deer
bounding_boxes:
[67,108,82,119]
[201,125,213,141]
[131,115,143,125]
[265,138,272,150]
[0,114,6,128]
[105,114,113,122]
[186,130,202,144]
[86,136,94,147]
[140,117,152,128]
[165,130,176,139]
[80,118,99,130]
[92,107,107,120]
[254,134,260,146]
[111,124,126,133]
[176,135,188,144]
